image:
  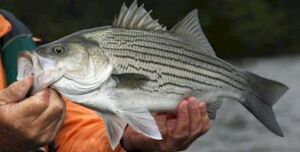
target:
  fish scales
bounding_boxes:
[108,29,246,77]
[83,28,248,93]
[86,28,242,78]
[18,2,288,149]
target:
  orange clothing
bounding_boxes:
[0,15,11,87]
[0,15,11,38]
[0,16,125,152]
[55,99,125,152]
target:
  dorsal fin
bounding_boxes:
[170,10,216,56]
[112,0,166,31]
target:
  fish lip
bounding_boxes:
[18,51,35,76]
[19,51,33,63]
[18,51,40,73]
[18,51,65,79]
[18,51,66,93]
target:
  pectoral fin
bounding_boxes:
[112,73,149,89]
[206,100,223,120]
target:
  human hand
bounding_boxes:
[0,76,65,152]
[122,97,211,152]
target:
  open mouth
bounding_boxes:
[17,51,35,80]
[17,51,66,94]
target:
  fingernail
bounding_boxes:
[22,75,33,85]
[198,102,204,109]
[187,96,196,103]
[181,100,188,112]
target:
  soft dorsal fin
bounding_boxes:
[113,0,166,31]
[170,10,216,56]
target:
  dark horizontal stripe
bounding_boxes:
[110,31,240,74]
[105,44,246,87]
[104,36,247,84]
[105,45,246,90]
[133,43,247,85]
[124,63,221,90]
[119,72,199,94]
[161,72,223,89]
[139,86,183,95]
[113,55,244,91]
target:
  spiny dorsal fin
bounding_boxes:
[112,0,166,31]
[170,9,216,56]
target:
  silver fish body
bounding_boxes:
[79,27,248,112]
[17,1,288,149]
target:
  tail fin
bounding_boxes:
[242,72,288,137]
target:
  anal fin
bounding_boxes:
[206,100,223,120]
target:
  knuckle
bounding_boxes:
[26,129,53,145]
[36,135,54,145]
[9,84,26,98]
[51,104,64,115]
[171,131,189,141]
[159,145,176,152]
[23,128,40,142]
[191,104,198,111]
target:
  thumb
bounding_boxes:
[0,76,33,105]
[14,89,50,117]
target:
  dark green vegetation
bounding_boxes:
[1,0,298,58]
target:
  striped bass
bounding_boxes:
[17,1,288,149]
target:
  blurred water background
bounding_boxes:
[186,55,300,152]
[1,0,299,151]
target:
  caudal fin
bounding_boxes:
[242,72,288,137]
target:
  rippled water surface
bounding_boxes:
[186,56,300,152]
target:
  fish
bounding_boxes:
[17,0,288,149]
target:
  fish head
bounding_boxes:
[18,34,113,97]
[18,36,97,94]
[35,37,91,75]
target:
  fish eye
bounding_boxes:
[52,46,65,55]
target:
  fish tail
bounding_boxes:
[242,71,288,137]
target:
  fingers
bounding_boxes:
[37,99,66,144]
[121,98,212,152]
[159,100,189,152]
[171,100,189,139]
[188,99,202,137]
[35,89,65,131]
[154,113,167,138]
[14,89,49,118]
[200,103,211,135]
[182,100,211,150]
[9,88,64,145]
[0,76,33,105]
[0,85,65,151]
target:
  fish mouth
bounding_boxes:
[18,51,35,78]
[18,51,65,93]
